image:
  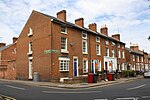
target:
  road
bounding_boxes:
[0,78,150,100]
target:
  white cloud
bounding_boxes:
[0,0,150,53]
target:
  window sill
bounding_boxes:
[28,33,33,37]
[27,51,33,55]
[61,50,69,53]
[83,52,88,55]
[60,70,69,72]
[61,32,67,34]
[97,54,101,56]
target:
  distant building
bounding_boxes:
[125,44,150,71]
[0,37,17,79]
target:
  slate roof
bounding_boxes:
[126,47,144,55]
[0,44,13,52]
[35,10,125,44]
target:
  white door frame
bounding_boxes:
[29,59,33,79]
[73,57,78,77]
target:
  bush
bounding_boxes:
[122,70,136,77]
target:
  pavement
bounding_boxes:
[0,76,143,89]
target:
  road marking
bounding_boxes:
[43,90,102,94]
[115,97,138,100]
[94,99,108,100]
[0,94,16,100]
[127,84,146,90]
[142,96,150,98]
[5,85,26,90]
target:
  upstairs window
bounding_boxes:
[112,42,115,46]
[82,32,87,39]
[61,37,68,53]
[106,40,109,45]
[61,26,67,34]
[96,36,100,42]
[112,49,115,57]
[28,28,33,37]
[118,44,120,48]
[29,42,32,53]
[82,40,87,54]
[106,48,109,57]
[96,45,101,55]
[133,55,135,61]
[122,51,125,59]
[118,50,121,58]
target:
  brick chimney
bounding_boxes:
[88,23,97,32]
[100,24,108,36]
[57,10,66,21]
[75,18,84,27]
[13,37,18,43]
[112,34,120,41]
[0,43,6,47]
[130,45,139,51]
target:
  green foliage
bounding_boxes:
[122,70,136,77]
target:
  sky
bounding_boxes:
[0,0,150,53]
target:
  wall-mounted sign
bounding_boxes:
[44,50,59,54]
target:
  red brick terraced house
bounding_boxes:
[0,38,17,79]
[125,44,150,72]
[16,10,126,82]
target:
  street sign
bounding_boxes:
[44,49,59,54]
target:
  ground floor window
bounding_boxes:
[59,57,70,71]
[83,59,88,73]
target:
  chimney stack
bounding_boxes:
[57,10,66,21]
[0,43,6,47]
[130,44,139,51]
[88,23,97,32]
[13,37,18,43]
[75,18,84,27]
[100,24,108,36]
[112,34,120,41]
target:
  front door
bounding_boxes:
[73,57,78,77]
[29,60,33,79]
[91,60,95,73]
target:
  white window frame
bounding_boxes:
[106,40,109,45]
[106,48,109,57]
[96,45,101,55]
[59,57,70,71]
[82,40,88,54]
[28,42,33,55]
[112,49,115,57]
[61,26,67,34]
[82,32,87,39]
[83,59,88,73]
[61,37,68,53]
[112,42,115,46]
[96,36,100,42]
[28,27,33,37]
[122,51,125,59]
[118,44,120,48]
[133,55,135,61]
[118,50,121,58]
[141,57,143,62]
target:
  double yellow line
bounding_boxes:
[0,94,16,100]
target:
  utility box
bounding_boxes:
[33,72,40,82]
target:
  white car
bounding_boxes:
[144,71,150,78]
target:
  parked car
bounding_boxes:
[144,70,150,78]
